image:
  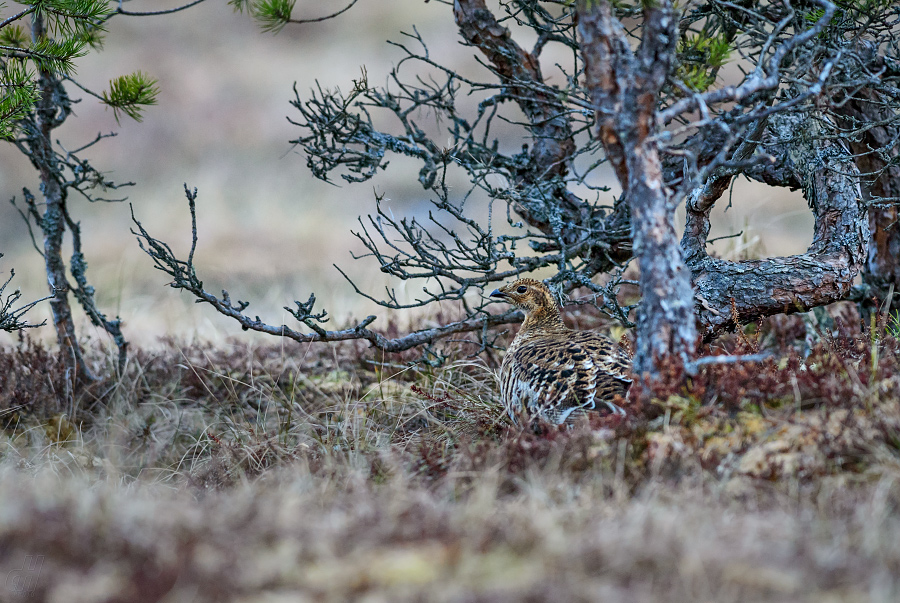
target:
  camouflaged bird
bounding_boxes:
[491,278,632,424]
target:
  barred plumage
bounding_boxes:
[491,278,632,424]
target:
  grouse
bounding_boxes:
[490,278,632,424]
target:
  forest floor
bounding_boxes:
[1,304,899,602]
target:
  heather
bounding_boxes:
[1,307,899,602]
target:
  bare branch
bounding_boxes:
[286,6,634,317]
[0,261,48,333]
[286,0,360,25]
[685,353,773,377]
[110,0,208,18]
[687,112,868,336]
[131,186,525,359]
[658,0,837,125]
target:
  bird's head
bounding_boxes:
[490,278,562,327]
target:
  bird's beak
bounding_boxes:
[490,288,508,299]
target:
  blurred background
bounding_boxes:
[0,0,812,349]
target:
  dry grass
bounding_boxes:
[1,307,900,602]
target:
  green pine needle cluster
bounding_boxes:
[0,24,29,49]
[33,0,112,37]
[27,37,88,74]
[810,0,894,26]
[250,0,296,34]
[676,32,731,93]
[77,23,106,50]
[228,0,253,13]
[0,0,112,134]
[0,60,39,139]
[101,71,159,123]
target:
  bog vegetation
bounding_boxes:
[2,306,900,601]
[2,0,900,601]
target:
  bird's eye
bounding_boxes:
[516,285,527,294]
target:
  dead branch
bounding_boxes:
[0,259,48,333]
[131,186,524,360]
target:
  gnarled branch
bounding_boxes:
[685,112,867,336]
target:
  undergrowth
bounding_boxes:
[1,304,899,602]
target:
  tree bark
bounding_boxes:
[832,86,900,317]
[30,14,96,385]
[684,112,868,336]
[578,0,697,376]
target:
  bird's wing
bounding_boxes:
[504,333,630,421]
[567,331,633,383]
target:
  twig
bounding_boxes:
[685,353,773,376]
[0,265,49,333]
[112,0,208,18]
[287,0,360,25]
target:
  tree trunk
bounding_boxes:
[832,86,900,318]
[628,142,698,373]
[577,0,697,378]
[31,14,96,385]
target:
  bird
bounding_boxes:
[490,278,632,425]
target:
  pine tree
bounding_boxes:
[129,1,899,382]
[2,0,159,383]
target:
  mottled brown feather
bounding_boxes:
[491,278,632,424]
